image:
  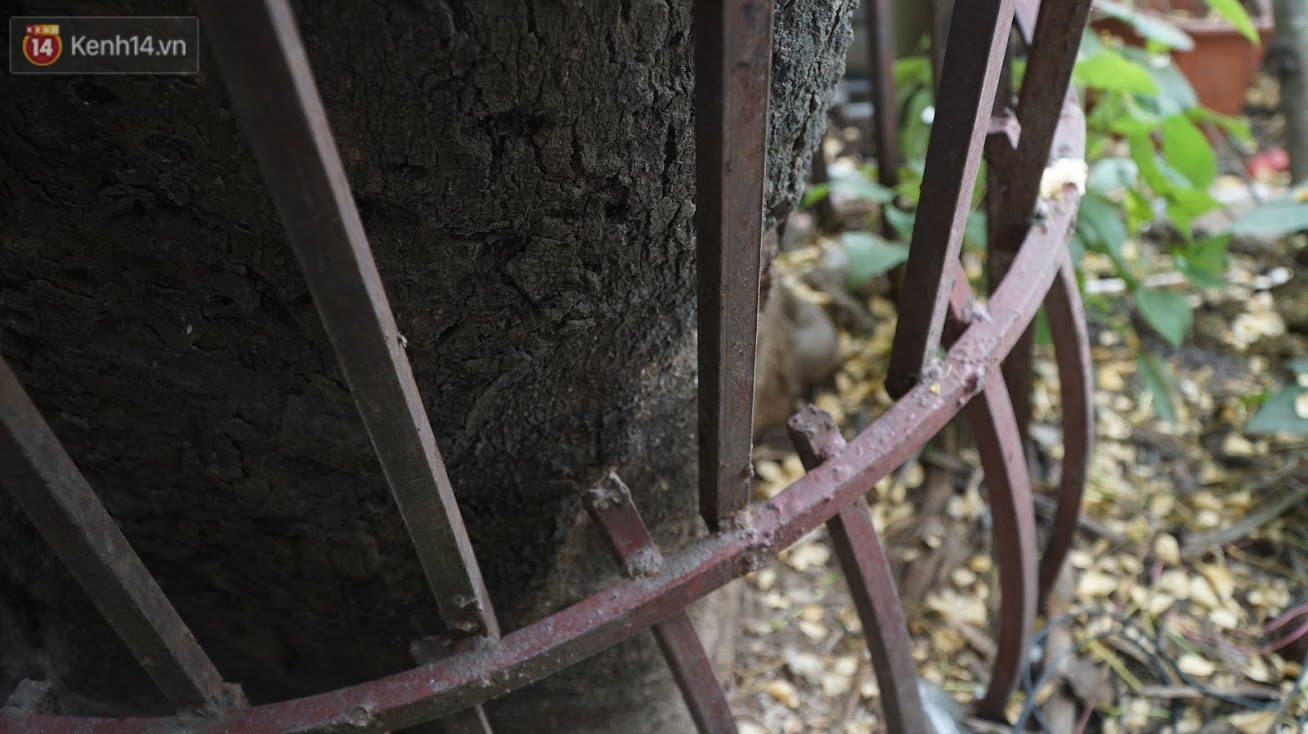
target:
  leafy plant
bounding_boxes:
[1231,187,1308,235]
[1246,359,1308,435]
[808,5,1280,423]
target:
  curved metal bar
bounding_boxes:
[962,371,1039,721]
[940,237,1089,722]
[940,220,1087,722]
[1038,254,1094,603]
[1,184,1082,734]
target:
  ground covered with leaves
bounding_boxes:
[730,78,1308,733]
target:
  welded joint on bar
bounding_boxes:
[786,405,845,468]
[583,473,665,579]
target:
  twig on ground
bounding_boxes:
[1136,683,1283,701]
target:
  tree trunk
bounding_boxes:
[0,1,853,730]
[1274,0,1308,182]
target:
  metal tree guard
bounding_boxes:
[0,0,1094,731]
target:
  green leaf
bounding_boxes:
[1230,199,1308,235]
[1118,47,1199,115]
[1169,186,1222,217]
[1069,231,1088,265]
[1125,188,1154,226]
[801,183,831,208]
[1161,114,1216,188]
[1135,287,1193,347]
[1034,308,1052,347]
[1095,1,1195,50]
[1076,194,1128,258]
[963,208,988,252]
[829,177,896,203]
[804,171,896,207]
[1075,49,1159,95]
[1188,107,1253,143]
[1174,235,1230,287]
[1110,110,1159,139]
[1205,0,1260,44]
[883,206,916,240]
[1137,350,1178,424]
[1246,387,1308,435]
[842,232,910,288]
[1011,57,1028,90]
[1166,201,1195,241]
[1128,133,1171,193]
[1089,157,1139,194]
[901,87,935,162]
[892,55,933,88]
[1088,93,1132,142]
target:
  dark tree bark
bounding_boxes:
[0,1,852,730]
[1273,0,1308,182]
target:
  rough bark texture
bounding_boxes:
[1273,0,1308,183]
[0,0,852,730]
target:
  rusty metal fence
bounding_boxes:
[0,0,1094,731]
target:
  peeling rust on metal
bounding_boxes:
[694,0,774,532]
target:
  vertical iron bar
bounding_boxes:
[928,0,955,89]
[987,0,1094,439]
[0,358,228,708]
[865,0,900,190]
[786,407,928,734]
[885,0,1016,398]
[584,474,738,734]
[693,0,774,532]
[200,0,499,639]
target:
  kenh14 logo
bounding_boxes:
[22,24,62,67]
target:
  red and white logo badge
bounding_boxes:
[22,24,62,67]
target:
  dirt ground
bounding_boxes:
[729,75,1308,733]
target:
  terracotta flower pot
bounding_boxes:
[1093,0,1275,115]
